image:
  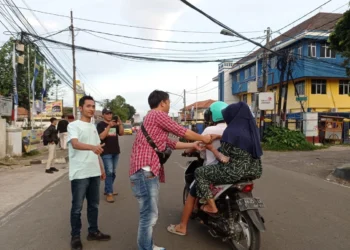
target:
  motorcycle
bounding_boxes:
[182,151,265,250]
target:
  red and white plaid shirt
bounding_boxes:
[129,110,187,182]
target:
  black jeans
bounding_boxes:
[70,176,100,237]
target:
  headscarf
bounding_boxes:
[221,102,263,159]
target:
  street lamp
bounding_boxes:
[220,29,236,37]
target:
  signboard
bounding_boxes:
[0,96,12,116]
[247,81,258,93]
[33,100,63,120]
[76,80,85,107]
[303,112,318,137]
[296,96,307,102]
[258,92,275,110]
[22,129,44,153]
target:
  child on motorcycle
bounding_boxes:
[195,102,263,214]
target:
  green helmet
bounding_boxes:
[209,101,228,123]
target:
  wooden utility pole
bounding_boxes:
[70,11,77,119]
[260,27,271,131]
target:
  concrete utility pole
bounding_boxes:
[260,27,271,131]
[70,11,77,119]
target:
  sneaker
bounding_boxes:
[45,169,54,174]
[87,231,111,241]
[50,167,59,172]
[71,236,82,250]
[153,245,166,250]
[106,194,114,203]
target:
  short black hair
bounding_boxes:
[148,90,169,109]
[79,95,95,107]
[50,117,57,123]
[61,115,66,119]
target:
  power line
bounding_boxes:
[273,0,333,34]
[179,0,278,55]
[0,3,264,35]
[76,27,264,44]
[83,30,251,52]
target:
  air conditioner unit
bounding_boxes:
[331,108,338,112]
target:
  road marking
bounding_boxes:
[174,162,186,171]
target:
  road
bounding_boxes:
[1,135,350,250]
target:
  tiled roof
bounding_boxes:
[182,99,216,111]
[235,12,343,66]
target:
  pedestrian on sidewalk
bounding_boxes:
[129,90,213,250]
[44,117,59,174]
[68,95,111,250]
[97,108,124,203]
[57,115,69,150]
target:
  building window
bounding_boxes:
[245,69,249,79]
[311,79,327,94]
[308,42,316,57]
[320,43,336,58]
[236,73,240,82]
[298,45,303,59]
[242,94,248,103]
[339,80,350,95]
[251,66,256,77]
[295,81,305,96]
[270,56,277,68]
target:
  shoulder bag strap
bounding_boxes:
[141,124,159,150]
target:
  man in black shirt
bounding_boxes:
[57,115,69,150]
[96,108,124,203]
[44,117,59,174]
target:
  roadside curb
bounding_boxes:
[28,156,69,165]
[332,164,350,181]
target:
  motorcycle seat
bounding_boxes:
[237,175,256,182]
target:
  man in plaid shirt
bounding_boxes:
[130,90,212,250]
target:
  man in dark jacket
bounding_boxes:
[57,115,69,149]
[44,117,59,174]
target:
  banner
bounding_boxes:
[12,44,18,121]
[42,63,47,111]
[22,129,44,153]
[76,80,85,107]
[33,100,63,120]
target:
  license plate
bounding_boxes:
[237,198,265,211]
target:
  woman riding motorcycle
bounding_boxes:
[195,101,263,214]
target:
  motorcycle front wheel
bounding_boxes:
[228,211,260,250]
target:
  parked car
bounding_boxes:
[123,123,133,135]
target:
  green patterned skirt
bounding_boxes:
[195,142,262,199]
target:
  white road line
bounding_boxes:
[173,161,186,171]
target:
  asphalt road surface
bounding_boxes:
[1,135,350,250]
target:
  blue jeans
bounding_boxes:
[70,176,100,237]
[130,169,160,250]
[101,154,120,194]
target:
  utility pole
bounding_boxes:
[260,27,271,132]
[183,89,186,123]
[27,44,31,126]
[56,82,58,101]
[70,11,77,119]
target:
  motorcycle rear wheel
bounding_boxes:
[228,211,260,250]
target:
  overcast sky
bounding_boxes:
[0,0,348,117]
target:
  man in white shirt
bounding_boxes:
[68,96,110,250]
[167,101,228,236]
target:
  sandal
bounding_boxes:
[167,224,186,236]
[200,204,218,215]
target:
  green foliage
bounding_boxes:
[0,38,61,110]
[103,95,136,122]
[263,126,318,151]
[329,9,350,77]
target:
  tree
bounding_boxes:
[0,38,61,111]
[103,95,136,122]
[329,9,350,77]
